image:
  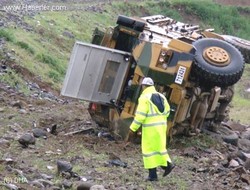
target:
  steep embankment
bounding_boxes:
[0,0,250,122]
[0,1,250,190]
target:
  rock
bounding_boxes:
[90,185,105,190]
[8,114,15,119]
[9,124,22,132]
[51,124,57,135]
[222,133,238,146]
[241,130,250,140]
[50,186,61,190]
[62,179,73,189]
[3,183,19,190]
[218,125,235,136]
[227,122,246,133]
[0,138,10,148]
[49,185,62,190]
[19,109,27,114]
[36,179,54,187]
[40,173,54,180]
[183,146,200,159]
[76,182,93,190]
[11,100,26,109]
[243,152,250,159]
[18,133,36,147]
[61,171,72,179]
[229,159,239,167]
[244,158,250,170]
[117,187,127,190]
[108,159,127,168]
[238,139,250,153]
[57,160,72,174]
[236,150,248,161]
[0,158,15,165]
[47,165,54,170]
[32,128,47,138]
[30,180,45,189]
[241,173,250,185]
[62,30,75,38]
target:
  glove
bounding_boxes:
[123,129,136,149]
[126,129,136,143]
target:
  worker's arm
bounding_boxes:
[130,96,148,132]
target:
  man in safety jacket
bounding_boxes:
[126,77,175,181]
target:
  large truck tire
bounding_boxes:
[191,38,245,88]
[222,35,250,64]
[117,15,145,32]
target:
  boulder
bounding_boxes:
[57,160,72,174]
[32,128,47,138]
[18,133,35,147]
[238,139,250,153]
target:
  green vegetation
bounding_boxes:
[0,29,15,42]
[0,69,29,94]
[1,0,249,121]
[230,64,250,124]
[16,41,35,54]
[173,0,250,39]
[171,133,220,150]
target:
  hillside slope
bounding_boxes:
[0,1,250,190]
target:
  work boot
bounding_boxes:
[163,162,175,177]
[146,168,158,181]
[146,177,158,181]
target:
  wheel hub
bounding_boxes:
[203,47,230,66]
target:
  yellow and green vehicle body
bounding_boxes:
[61,15,249,139]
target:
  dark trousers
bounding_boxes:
[148,168,157,179]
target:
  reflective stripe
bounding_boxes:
[133,119,142,125]
[136,111,147,116]
[143,150,168,157]
[149,103,154,114]
[136,111,169,117]
[146,113,160,117]
[165,111,170,115]
[142,122,166,127]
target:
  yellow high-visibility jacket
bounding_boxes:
[130,86,171,169]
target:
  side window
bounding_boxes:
[98,60,120,94]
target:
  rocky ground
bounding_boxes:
[0,76,250,190]
[0,39,250,190]
[0,0,250,190]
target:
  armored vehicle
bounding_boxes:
[61,15,249,139]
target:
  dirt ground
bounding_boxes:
[0,0,250,189]
[0,77,250,190]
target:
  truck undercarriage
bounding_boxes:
[61,15,249,140]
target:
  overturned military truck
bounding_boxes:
[61,15,250,140]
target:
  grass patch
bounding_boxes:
[162,174,188,190]
[230,64,250,124]
[1,0,249,114]
[15,41,35,54]
[36,53,65,76]
[0,70,29,94]
[171,133,218,149]
[171,0,250,39]
[0,29,15,42]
